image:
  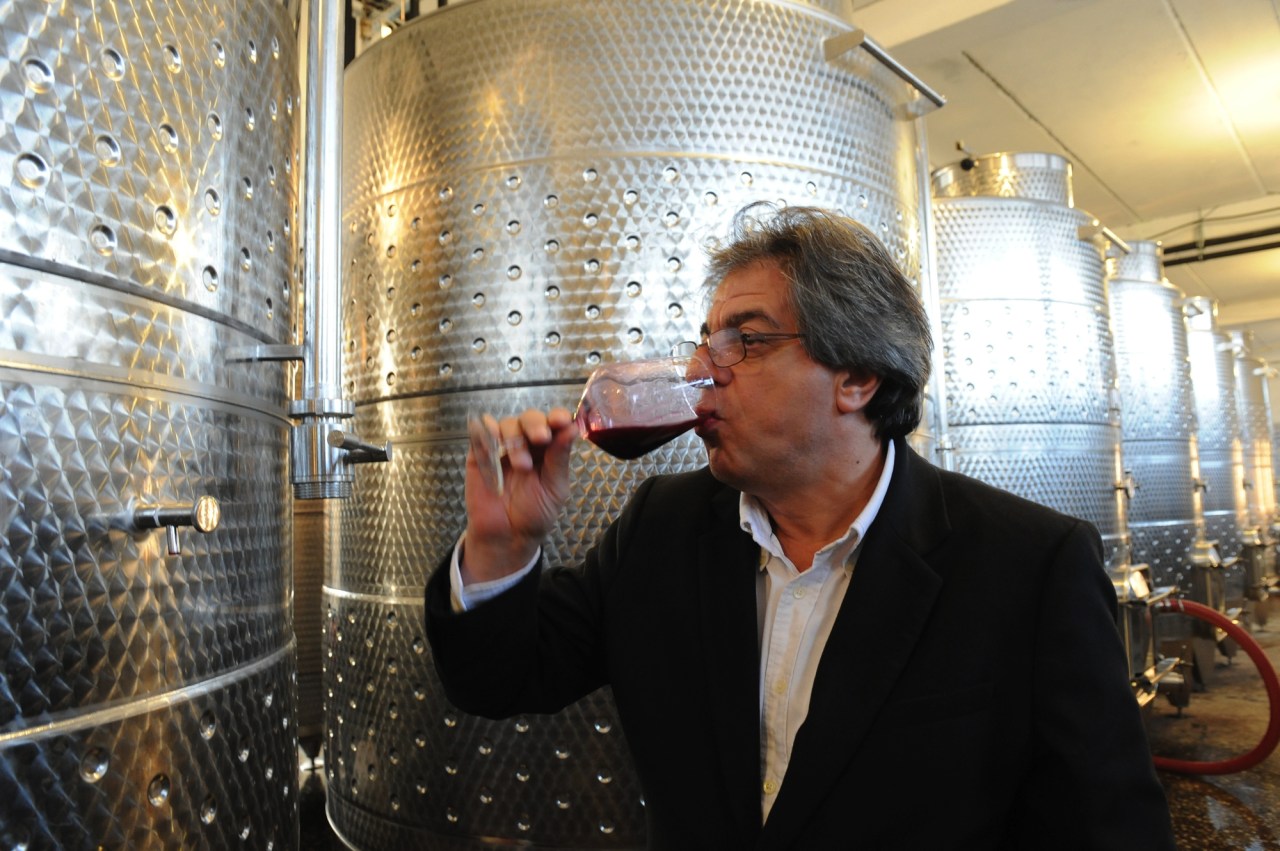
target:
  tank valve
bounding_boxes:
[327,429,393,464]
[1115,471,1139,500]
[133,495,221,555]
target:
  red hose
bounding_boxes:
[1150,598,1280,775]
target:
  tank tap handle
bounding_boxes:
[1115,471,1138,500]
[133,495,222,555]
[327,429,393,464]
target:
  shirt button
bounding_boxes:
[792,588,806,599]
[763,780,778,795]
[772,679,786,695]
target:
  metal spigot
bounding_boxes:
[1115,470,1138,501]
[133,495,221,555]
[327,429,392,464]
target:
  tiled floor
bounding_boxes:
[299,608,1280,850]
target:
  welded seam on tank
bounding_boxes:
[0,249,279,345]
[323,585,424,607]
[327,808,522,849]
[342,149,907,221]
[352,377,589,409]
[0,642,296,746]
[355,0,849,54]
[933,195,1098,216]
[0,359,291,425]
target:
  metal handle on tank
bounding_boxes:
[1115,471,1138,501]
[327,429,393,464]
[1078,220,1132,254]
[823,29,946,115]
[132,495,222,555]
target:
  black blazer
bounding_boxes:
[425,440,1175,850]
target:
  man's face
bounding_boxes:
[696,260,843,497]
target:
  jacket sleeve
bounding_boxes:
[423,476,660,719]
[1006,519,1176,849]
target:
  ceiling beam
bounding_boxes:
[837,0,1018,47]
[1216,297,1280,327]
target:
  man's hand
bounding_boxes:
[461,407,578,584]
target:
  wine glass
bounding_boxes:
[574,354,715,459]
[468,354,715,493]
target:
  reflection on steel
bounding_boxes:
[290,0,374,501]
[1185,299,1249,562]
[333,0,938,846]
[131,495,224,555]
[1229,330,1279,607]
[932,151,1075,206]
[1108,242,1208,589]
[1231,331,1278,535]
[931,152,1131,567]
[0,0,300,848]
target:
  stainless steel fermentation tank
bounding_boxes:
[1109,246,1230,687]
[0,1,300,848]
[1232,331,1278,536]
[931,153,1130,566]
[929,152,1174,693]
[1107,242,1216,592]
[332,0,940,847]
[1185,298,1249,567]
[1229,329,1279,614]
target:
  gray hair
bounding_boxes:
[703,201,933,441]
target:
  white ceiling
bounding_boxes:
[840,0,1280,364]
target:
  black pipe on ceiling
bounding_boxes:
[1162,225,1280,256]
[1163,239,1280,267]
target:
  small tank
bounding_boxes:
[932,152,1131,567]
[1107,241,1206,590]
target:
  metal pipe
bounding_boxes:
[1163,239,1280,266]
[823,30,946,114]
[289,0,395,499]
[1162,225,1280,255]
[913,115,952,469]
[302,0,344,402]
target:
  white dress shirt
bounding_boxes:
[450,441,896,824]
[742,440,894,821]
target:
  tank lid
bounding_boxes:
[931,151,1073,206]
[1107,240,1165,285]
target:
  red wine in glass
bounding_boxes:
[580,418,704,460]
[574,354,715,461]
[467,354,715,492]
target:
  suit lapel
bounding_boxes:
[758,442,951,848]
[696,484,765,837]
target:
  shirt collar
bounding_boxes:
[738,440,896,571]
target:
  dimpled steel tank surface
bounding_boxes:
[1107,242,1204,590]
[932,152,1131,567]
[0,0,300,848]
[331,0,935,847]
[1184,299,1248,574]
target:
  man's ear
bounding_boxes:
[836,369,881,414]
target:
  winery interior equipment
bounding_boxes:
[2,1,1278,849]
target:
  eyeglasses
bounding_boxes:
[672,328,806,368]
